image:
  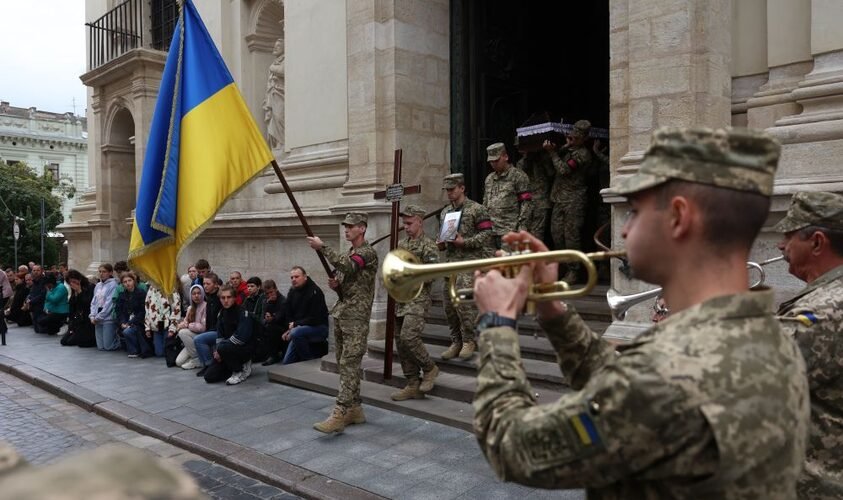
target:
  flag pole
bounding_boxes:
[269,159,341,299]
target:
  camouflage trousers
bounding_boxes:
[550,197,586,252]
[529,200,551,242]
[334,317,369,408]
[396,314,435,381]
[443,273,477,345]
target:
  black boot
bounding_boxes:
[262,355,281,366]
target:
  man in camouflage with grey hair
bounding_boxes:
[544,119,593,284]
[307,212,378,433]
[774,191,843,499]
[390,204,441,401]
[471,127,809,498]
[484,142,533,249]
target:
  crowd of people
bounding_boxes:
[1,258,330,386]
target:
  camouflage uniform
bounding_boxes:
[548,121,593,254]
[516,151,555,240]
[322,213,378,410]
[396,206,439,382]
[773,191,843,499]
[484,143,533,241]
[440,175,494,347]
[473,127,810,497]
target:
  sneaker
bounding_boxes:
[181,359,199,370]
[242,360,252,379]
[127,354,139,358]
[226,372,244,385]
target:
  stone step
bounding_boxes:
[266,359,477,432]
[364,339,568,390]
[421,323,560,362]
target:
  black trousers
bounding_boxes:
[217,342,253,373]
[38,313,68,335]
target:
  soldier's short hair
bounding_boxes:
[291,266,307,276]
[655,180,771,251]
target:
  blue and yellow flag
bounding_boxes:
[129,0,273,292]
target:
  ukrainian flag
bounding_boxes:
[129,0,273,292]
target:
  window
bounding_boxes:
[45,163,60,180]
[150,0,178,51]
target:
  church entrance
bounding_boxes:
[449,0,610,257]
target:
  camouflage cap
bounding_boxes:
[569,120,592,138]
[341,212,368,226]
[614,127,781,197]
[772,191,843,233]
[486,142,506,161]
[399,204,426,218]
[442,173,465,189]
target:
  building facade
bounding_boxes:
[0,101,88,223]
[69,0,843,338]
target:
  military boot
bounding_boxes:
[419,365,439,393]
[391,380,425,401]
[313,405,347,434]
[345,405,366,425]
[441,342,462,360]
[458,341,476,360]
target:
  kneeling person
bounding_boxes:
[281,266,330,364]
[207,285,255,385]
[391,205,440,401]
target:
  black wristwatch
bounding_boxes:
[475,312,517,334]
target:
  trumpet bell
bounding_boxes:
[381,248,425,303]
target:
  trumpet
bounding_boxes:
[607,255,785,321]
[382,246,626,304]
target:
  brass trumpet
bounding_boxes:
[607,255,785,321]
[382,247,626,304]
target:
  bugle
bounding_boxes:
[607,255,785,321]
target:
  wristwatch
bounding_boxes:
[475,312,517,334]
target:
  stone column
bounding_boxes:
[344,0,450,339]
[604,0,732,340]
[730,0,768,127]
[744,0,812,130]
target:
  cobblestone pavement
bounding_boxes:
[0,372,298,500]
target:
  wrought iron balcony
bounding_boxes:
[86,0,177,70]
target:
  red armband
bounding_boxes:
[517,191,533,202]
[567,159,578,170]
[350,254,366,269]
[476,219,493,231]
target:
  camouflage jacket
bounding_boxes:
[517,151,555,206]
[484,164,533,235]
[474,290,809,499]
[396,234,438,317]
[322,241,378,321]
[440,198,494,262]
[549,145,592,203]
[777,264,843,499]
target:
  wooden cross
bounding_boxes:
[373,149,421,379]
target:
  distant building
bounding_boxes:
[0,100,88,223]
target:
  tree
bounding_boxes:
[0,161,72,267]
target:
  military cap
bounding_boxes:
[569,120,592,138]
[773,191,843,233]
[614,127,781,196]
[486,142,506,161]
[341,212,368,226]
[399,204,426,218]
[442,173,465,189]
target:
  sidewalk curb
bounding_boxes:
[0,354,385,500]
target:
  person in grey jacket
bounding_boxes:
[90,264,119,351]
